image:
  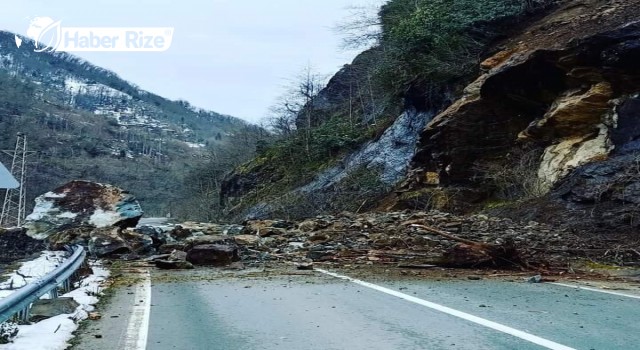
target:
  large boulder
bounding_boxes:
[154,250,194,270]
[88,228,131,257]
[155,260,194,270]
[186,244,240,266]
[87,227,153,257]
[24,181,143,240]
[183,235,236,250]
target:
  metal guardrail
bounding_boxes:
[0,245,86,323]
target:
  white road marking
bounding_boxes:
[123,270,152,350]
[316,269,576,350]
[550,282,640,299]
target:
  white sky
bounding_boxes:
[0,0,382,123]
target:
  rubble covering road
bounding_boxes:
[137,211,640,271]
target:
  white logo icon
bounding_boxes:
[25,17,62,52]
[16,17,174,52]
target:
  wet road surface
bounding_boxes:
[141,270,640,350]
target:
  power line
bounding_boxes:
[1,133,34,228]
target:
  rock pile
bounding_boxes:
[21,181,631,269]
[230,211,572,268]
[142,211,616,270]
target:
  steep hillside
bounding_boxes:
[222,0,640,240]
[0,31,262,216]
[220,0,554,221]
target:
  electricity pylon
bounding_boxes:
[1,133,32,228]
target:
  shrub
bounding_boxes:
[375,0,541,96]
[0,322,18,344]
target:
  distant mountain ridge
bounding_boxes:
[1,31,243,141]
[0,30,260,216]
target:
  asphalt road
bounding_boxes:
[78,268,640,350]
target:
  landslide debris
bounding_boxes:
[137,211,640,271]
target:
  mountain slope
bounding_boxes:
[0,31,262,216]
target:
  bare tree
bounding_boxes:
[298,66,324,156]
[334,4,383,50]
[265,93,298,137]
[263,66,325,157]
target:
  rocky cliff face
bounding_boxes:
[398,0,640,233]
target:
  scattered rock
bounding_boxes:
[244,220,290,237]
[145,254,170,261]
[168,250,187,261]
[88,312,102,320]
[186,244,240,266]
[158,243,187,254]
[527,275,543,283]
[169,225,192,240]
[155,260,194,270]
[184,235,235,249]
[298,220,319,232]
[225,261,246,270]
[135,225,174,247]
[234,235,260,246]
[296,262,314,270]
[30,298,80,322]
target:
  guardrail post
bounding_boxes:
[63,279,70,293]
[16,307,29,324]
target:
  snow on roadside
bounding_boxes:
[0,258,111,350]
[0,252,67,299]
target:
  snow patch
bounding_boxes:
[24,200,54,223]
[88,209,121,228]
[0,263,110,350]
[55,212,77,219]
[185,142,205,149]
[43,192,66,199]
[0,252,66,298]
[64,78,128,100]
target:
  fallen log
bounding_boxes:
[409,224,524,268]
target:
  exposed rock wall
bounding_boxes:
[400,0,640,233]
[299,109,432,192]
[238,109,432,220]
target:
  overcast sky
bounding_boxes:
[1,0,382,123]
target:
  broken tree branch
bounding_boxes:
[409,224,483,247]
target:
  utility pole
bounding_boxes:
[1,133,33,228]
